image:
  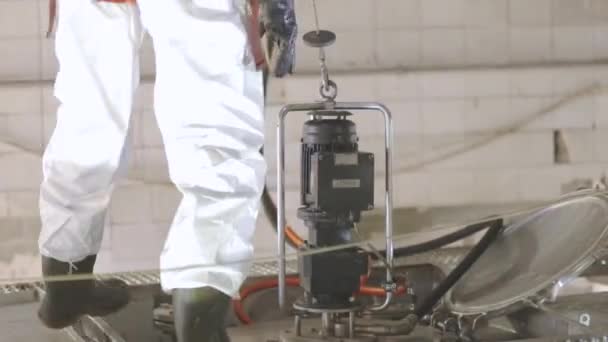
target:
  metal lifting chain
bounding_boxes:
[304,0,338,101]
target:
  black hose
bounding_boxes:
[259,62,302,250]
[355,219,503,337]
[413,218,504,318]
[261,186,301,250]
[373,218,501,260]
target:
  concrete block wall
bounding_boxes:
[299,0,608,71]
[3,0,608,80]
[1,0,608,278]
[267,66,608,238]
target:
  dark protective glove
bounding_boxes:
[259,0,297,78]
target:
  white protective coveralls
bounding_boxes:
[38,0,266,298]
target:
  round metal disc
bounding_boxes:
[445,192,608,316]
[303,30,336,48]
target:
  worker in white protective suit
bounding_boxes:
[36,0,297,341]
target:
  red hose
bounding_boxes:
[233,276,407,325]
[233,277,300,325]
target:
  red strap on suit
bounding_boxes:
[247,0,267,69]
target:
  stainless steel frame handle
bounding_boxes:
[277,102,394,310]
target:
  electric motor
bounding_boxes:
[296,111,374,308]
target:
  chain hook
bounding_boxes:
[302,5,338,103]
[320,79,338,101]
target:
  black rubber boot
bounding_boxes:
[37,255,130,329]
[173,287,231,342]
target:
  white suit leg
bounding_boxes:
[39,1,143,263]
[137,0,266,297]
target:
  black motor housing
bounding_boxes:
[297,112,374,308]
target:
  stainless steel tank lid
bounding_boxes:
[445,192,608,316]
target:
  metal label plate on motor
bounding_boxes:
[332,179,361,189]
[312,151,374,212]
[334,153,358,166]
